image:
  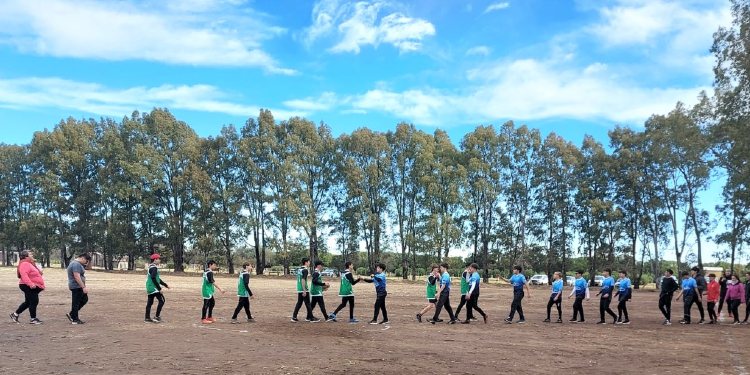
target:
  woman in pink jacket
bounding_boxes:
[9,250,45,324]
[725,274,745,325]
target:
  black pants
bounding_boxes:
[466,293,486,320]
[744,300,750,322]
[310,296,328,318]
[201,297,216,319]
[695,296,705,320]
[728,299,741,323]
[145,292,165,319]
[658,294,672,320]
[508,292,525,320]
[572,296,585,321]
[707,301,717,321]
[333,296,355,319]
[547,295,561,320]
[232,296,252,319]
[600,297,616,322]
[432,291,454,321]
[293,293,313,320]
[16,285,42,319]
[455,295,467,318]
[718,291,727,314]
[617,298,629,321]
[70,288,88,321]
[373,293,388,321]
[683,295,696,323]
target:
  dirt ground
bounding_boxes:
[1,267,749,375]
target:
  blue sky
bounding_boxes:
[0,0,734,261]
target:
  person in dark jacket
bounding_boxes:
[742,272,750,324]
[718,270,730,319]
[691,267,707,324]
[659,269,679,325]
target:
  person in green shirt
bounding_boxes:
[453,265,471,322]
[416,264,440,323]
[291,258,315,322]
[231,263,254,324]
[329,261,363,323]
[310,260,332,322]
[145,253,169,323]
[201,260,225,324]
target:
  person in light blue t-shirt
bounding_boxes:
[505,265,531,324]
[429,262,457,324]
[595,268,617,324]
[614,270,632,324]
[568,270,590,323]
[675,271,701,324]
[544,272,564,323]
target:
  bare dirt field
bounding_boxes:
[1,267,748,375]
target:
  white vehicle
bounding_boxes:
[530,274,549,285]
[594,275,604,286]
[566,276,575,286]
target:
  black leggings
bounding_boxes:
[145,292,165,319]
[744,301,750,322]
[600,297,616,322]
[293,293,313,320]
[707,301,717,321]
[455,295,467,318]
[466,294,486,320]
[333,296,355,319]
[310,296,328,318]
[728,299,741,323]
[201,297,215,319]
[617,299,629,321]
[508,292,525,320]
[16,285,42,319]
[658,294,673,320]
[572,296,585,321]
[695,297,705,320]
[373,293,388,321]
[718,291,727,315]
[232,296,252,319]
[70,288,88,321]
[547,295,562,320]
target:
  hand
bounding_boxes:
[166,286,170,290]
[221,290,226,294]
[567,295,571,299]
[586,297,590,301]
[358,277,363,281]
[30,284,38,289]
[83,287,89,294]
[676,297,681,302]
[302,291,307,297]
[466,294,472,300]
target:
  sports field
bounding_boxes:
[1,267,748,375]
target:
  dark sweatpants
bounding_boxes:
[293,293,313,320]
[658,293,673,320]
[600,296,617,322]
[232,296,252,319]
[145,292,165,319]
[547,295,561,320]
[201,297,215,319]
[333,296,355,319]
[508,291,525,320]
[465,293,486,320]
[683,295,696,323]
[16,285,42,319]
[572,296,585,321]
[310,295,328,318]
[372,293,388,321]
[70,288,88,321]
[432,290,455,321]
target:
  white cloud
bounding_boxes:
[283,92,339,112]
[0,0,295,74]
[0,77,302,119]
[466,46,492,56]
[345,57,707,126]
[484,2,510,14]
[303,0,435,54]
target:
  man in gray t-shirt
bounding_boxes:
[66,253,91,324]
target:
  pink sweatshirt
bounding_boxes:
[725,282,745,303]
[18,260,45,289]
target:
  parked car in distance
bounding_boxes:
[566,276,575,286]
[530,274,549,285]
[321,268,338,277]
[290,266,305,276]
[594,275,604,286]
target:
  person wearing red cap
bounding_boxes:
[145,253,169,323]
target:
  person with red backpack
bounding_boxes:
[10,250,45,324]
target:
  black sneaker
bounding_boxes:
[72,320,85,325]
[698,320,705,324]
[290,318,299,322]
[379,320,390,325]
[483,314,488,324]
[306,317,321,323]
[369,320,378,325]
[569,318,577,322]
[247,318,256,323]
[428,319,436,325]
[447,320,457,324]
[679,320,690,325]
[578,320,585,323]
[9,312,19,323]
[461,320,471,324]
[66,313,73,323]
[621,320,630,325]
[436,319,445,323]
[416,313,422,323]
[517,320,526,324]
[543,318,551,323]
[596,320,606,325]
[144,318,154,323]
[556,318,563,323]
[470,317,478,321]
[504,318,512,324]
[29,318,43,325]
[153,316,163,323]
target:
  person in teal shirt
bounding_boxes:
[231,262,254,324]
[595,268,617,324]
[201,260,225,324]
[505,265,531,324]
[568,270,590,323]
[675,271,701,324]
[614,270,632,324]
[428,262,456,324]
[544,272,564,323]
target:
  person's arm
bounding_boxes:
[18,263,36,288]
[694,286,701,300]
[553,284,562,301]
[568,285,575,298]
[312,272,326,287]
[346,273,359,285]
[524,278,531,298]
[207,271,224,293]
[73,272,87,292]
[467,278,477,296]
[149,267,162,291]
[585,284,590,300]
[675,288,683,301]
[243,273,253,297]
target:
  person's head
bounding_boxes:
[19,250,35,262]
[150,253,161,265]
[665,269,673,277]
[301,258,310,266]
[242,262,250,271]
[440,262,449,273]
[314,260,324,270]
[430,264,440,274]
[375,263,385,273]
[465,264,472,272]
[603,268,611,277]
[77,253,92,265]
[469,263,479,272]
[708,273,716,281]
[553,271,562,280]
[344,261,353,271]
[575,270,584,278]
[619,270,627,278]
[206,260,217,270]
[681,271,690,279]
[731,274,740,283]
[512,265,522,274]
[690,266,700,276]
[725,269,732,277]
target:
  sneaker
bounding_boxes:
[369,320,378,325]
[29,318,43,325]
[326,316,336,322]
[543,318,551,323]
[416,314,422,323]
[153,317,163,323]
[483,315,488,324]
[504,318,512,324]
[621,320,630,325]
[447,320,456,324]
[208,317,216,323]
[72,320,85,325]
[348,318,359,323]
[664,320,672,326]
[698,320,705,324]
[734,321,742,325]
[578,320,585,323]
[555,318,563,323]
[379,320,390,325]
[9,312,19,323]
[308,317,321,323]
[569,319,578,322]
[144,318,154,323]
[470,317,478,321]
[517,320,526,324]
[679,320,690,325]
[231,319,240,324]
[428,319,436,325]
[66,313,73,323]
[615,320,622,325]
[290,318,299,322]
[247,318,255,323]
[201,319,212,324]
[461,320,471,324]
[596,321,606,325]
[436,319,445,323]
[742,321,749,325]
[707,320,715,325]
